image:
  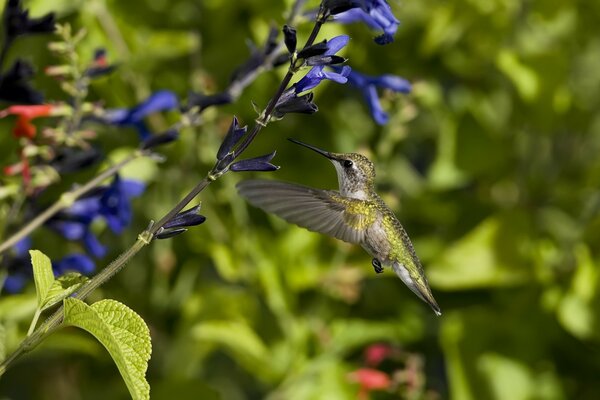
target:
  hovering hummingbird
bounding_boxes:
[236,138,441,316]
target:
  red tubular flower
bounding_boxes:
[349,368,392,399]
[0,104,57,138]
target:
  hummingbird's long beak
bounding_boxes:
[288,138,338,161]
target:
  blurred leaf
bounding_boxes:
[129,30,200,65]
[190,320,272,380]
[496,49,539,102]
[0,294,37,321]
[152,379,221,400]
[107,148,158,183]
[63,298,152,400]
[329,318,424,354]
[209,243,242,282]
[428,214,532,290]
[557,244,599,340]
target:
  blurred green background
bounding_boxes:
[2,0,600,398]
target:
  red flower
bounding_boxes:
[0,104,57,138]
[364,343,393,367]
[349,368,392,399]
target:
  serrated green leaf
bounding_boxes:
[30,250,55,309]
[40,273,88,312]
[63,298,152,400]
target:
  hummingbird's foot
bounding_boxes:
[372,258,384,274]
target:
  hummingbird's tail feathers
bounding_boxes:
[236,179,365,244]
[392,262,442,316]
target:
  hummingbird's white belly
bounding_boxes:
[362,219,393,265]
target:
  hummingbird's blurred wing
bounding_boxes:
[237,180,376,244]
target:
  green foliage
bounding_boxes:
[2,0,600,398]
[30,250,88,312]
[63,298,152,400]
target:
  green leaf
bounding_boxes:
[427,214,532,290]
[41,273,88,312]
[63,298,152,400]
[30,250,55,309]
[191,321,272,379]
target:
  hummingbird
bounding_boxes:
[236,138,441,316]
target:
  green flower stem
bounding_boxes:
[26,309,42,337]
[0,2,326,376]
[0,151,148,255]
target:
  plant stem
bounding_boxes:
[0,151,147,255]
[0,2,327,376]
[26,310,42,337]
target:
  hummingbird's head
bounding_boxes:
[288,138,375,199]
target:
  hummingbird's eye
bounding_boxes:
[343,160,353,168]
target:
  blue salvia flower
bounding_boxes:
[53,254,96,275]
[2,237,32,293]
[47,196,107,257]
[47,175,145,257]
[333,0,399,45]
[99,175,145,234]
[1,238,95,293]
[294,35,351,93]
[335,67,411,124]
[102,90,179,139]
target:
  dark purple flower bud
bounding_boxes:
[217,116,247,160]
[297,41,329,59]
[155,228,188,239]
[230,152,279,172]
[305,55,346,67]
[3,0,55,40]
[51,146,103,173]
[163,205,206,230]
[274,89,318,118]
[140,128,179,150]
[283,25,297,54]
[322,0,363,16]
[0,59,44,104]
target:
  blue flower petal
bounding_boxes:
[14,237,31,256]
[127,90,178,123]
[322,66,351,84]
[83,231,106,258]
[54,253,96,275]
[333,0,399,45]
[49,220,87,240]
[3,274,27,293]
[120,179,145,198]
[324,35,350,55]
[375,75,412,93]
[364,85,389,125]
